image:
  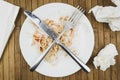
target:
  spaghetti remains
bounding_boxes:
[32,17,75,63]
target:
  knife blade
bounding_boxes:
[24,10,90,72]
[24,10,58,40]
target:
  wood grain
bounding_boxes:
[0,0,120,80]
[117,31,120,80]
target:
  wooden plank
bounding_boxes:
[87,68,93,80]
[14,1,21,80]
[14,29,21,80]
[9,32,15,80]
[37,0,44,7]
[3,41,9,80]
[44,0,50,4]
[79,0,86,9]
[75,71,82,80]
[55,0,62,2]
[81,71,87,80]
[61,0,68,3]
[45,76,53,80]
[98,9,105,80]
[86,0,92,13]
[73,0,79,6]
[91,0,99,80]
[116,32,120,80]
[110,31,117,80]
[32,71,39,80]
[50,0,56,2]
[0,59,3,80]
[103,22,111,80]
[20,0,26,26]
[32,0,38,10]
[67,0,73,5]
[104,24,111,80]
[21,57,28,80]
[96,0,105,80]
[26,0,32,11]
[86,0,94,80]
[7,0,15,79]
[62,76,69,80]
[26,65,33,80]
[109,1,117,80]
[8,1,15,80]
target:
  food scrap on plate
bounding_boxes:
[32,16,75,63]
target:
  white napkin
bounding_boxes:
[0,1,19,59]
[89,0,120,31]
[93,44,118,71]
[111,0,120,6]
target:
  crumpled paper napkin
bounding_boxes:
[89,0,120,31]
[0,0,19,59]
[93,44,118,71]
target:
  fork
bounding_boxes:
[30,6,90,72]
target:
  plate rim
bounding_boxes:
[19,2,95,77]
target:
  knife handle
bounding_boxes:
[30,41,56,71]
[56,40,91,73]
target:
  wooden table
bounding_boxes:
[0,0,120,80]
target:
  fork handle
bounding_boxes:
[30,41,56,71]
[56,40,91,73]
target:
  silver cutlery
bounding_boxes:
[24,7,90,72]
[27,6,86,72]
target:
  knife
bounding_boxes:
[24,10,90,72]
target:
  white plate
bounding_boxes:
[20,3,94,77]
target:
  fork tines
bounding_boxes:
[69,5,85,26]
